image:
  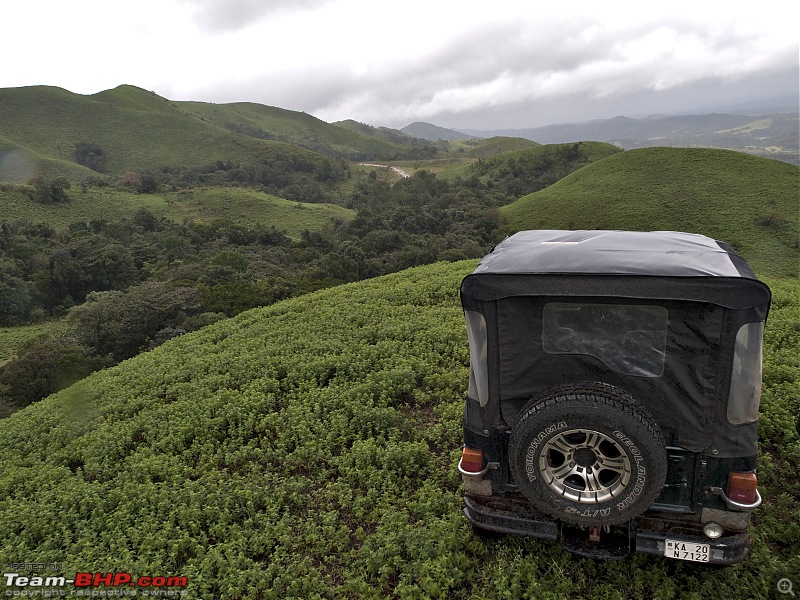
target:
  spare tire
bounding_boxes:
[508,382,667,526]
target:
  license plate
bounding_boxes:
[664,539,710,562]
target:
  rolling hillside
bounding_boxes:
[0,261,797,599]
[464,136,540,157]
[0,85,275,177]
[179,104,414,160]
[0,85,403,182]
[393,140,617,183]
[0,85,550,186]
[501,147,800,276]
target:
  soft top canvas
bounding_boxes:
[462,230,770,311]
[473,230,754,278]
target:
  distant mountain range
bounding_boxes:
[403,111,800,164]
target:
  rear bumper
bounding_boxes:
[463,495,558,540]
[464,496,752,565]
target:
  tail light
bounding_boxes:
[459,447,485,474]
[727,471,758,505]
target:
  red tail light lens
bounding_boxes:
[727,471,758,505]
[460,447,485,473]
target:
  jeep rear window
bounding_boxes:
[542,303,668,377]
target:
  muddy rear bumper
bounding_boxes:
[464,495,752,564]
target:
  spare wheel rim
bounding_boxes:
[539,428,632,503]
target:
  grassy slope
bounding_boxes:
[391,158,475,180]
[0,186,354,238]
[178,102,407,160]
[0,262,797,599]
[391,138,539,179]
[465,136,540,158]
[501,147,800,276]
[0,85,385,181]
[0,85,245,176]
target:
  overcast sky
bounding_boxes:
[3,0,798,130]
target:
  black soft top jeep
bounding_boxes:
[458,230,771,564]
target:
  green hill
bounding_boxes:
[0,261,797,598]
[0,85,405,182]
[0,85,265,177]
[333,119,423,146]
[0,85,622,188]
[501,147,800,277]
[179,104,413,160]
[465,136,540,158]
[474,140,621,175]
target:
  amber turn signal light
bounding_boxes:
[460,447,485,473]
[727,471,758,505]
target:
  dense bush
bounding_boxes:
[472,142,611,198]
[74,141,107,173]
[0,331,111,416]
[28,177,71,204]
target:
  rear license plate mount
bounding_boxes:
[664,539,710,562]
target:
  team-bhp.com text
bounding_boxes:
[3,573,188,597]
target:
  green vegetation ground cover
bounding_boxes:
[0,261,797,599]
[392,158,476,180]
[0,85,238,176]
[393,141,620,183]
[0,85,438,181]
[164,188,354,237]
[463,136,540,158]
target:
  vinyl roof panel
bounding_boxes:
[473,230,749,278]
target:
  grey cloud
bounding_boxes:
[195,65,359,114]
[403,67,800,131]
[181,0,332,32]
[396,21,596,89]
[191,13,798,130]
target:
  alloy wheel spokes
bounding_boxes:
[539,429,632,503]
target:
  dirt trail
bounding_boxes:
[359,163,410,178]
